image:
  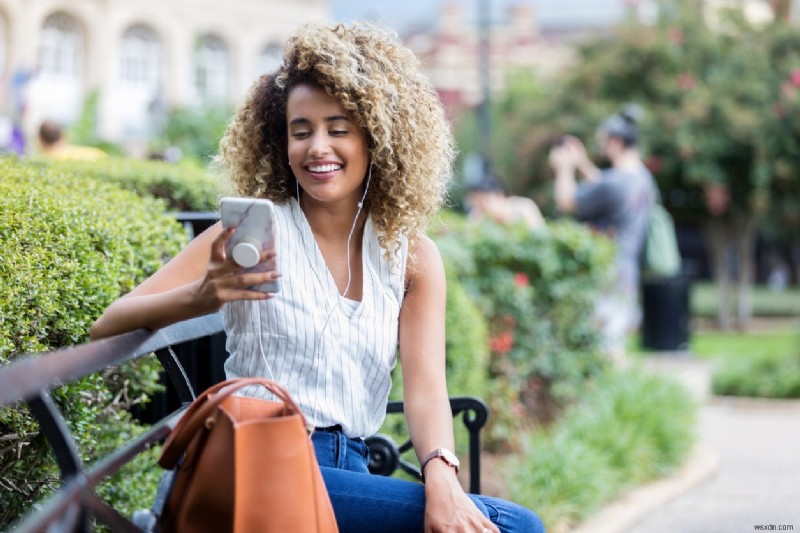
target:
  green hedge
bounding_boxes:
[0,158,188,527]
[432,215,615,448]
[32,156,222,211]
[712,349,800,398]
[381,260,491,459]
[507,370,697,531]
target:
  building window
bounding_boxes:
[258,42,282,76]
[119,24,162,89]
[38,12,83,79]
[194,34,229,102]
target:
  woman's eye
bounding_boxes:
[330,130,348,136]
[291,131,310,139]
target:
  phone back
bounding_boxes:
[220,197,280,293]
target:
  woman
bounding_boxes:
[91,22,543,533]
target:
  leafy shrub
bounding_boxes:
[433,214,615,446]
[381,263,491,460]
[507,370,696,531]
[32,157,221,211]
[0,157,187,527]
[712,349,800,398]
[158,104,234,163]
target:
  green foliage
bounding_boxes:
[712,349,800,398]
[0,158,187,527]
[65,89,123,155]
[380,261,490,459]
[455,0,800,237]
[33,157,221,211]
[507,370,696,531]
[432,214,615,448]
[691,282,800,318]
[157,104,234,163]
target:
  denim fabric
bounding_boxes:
[310,430,545,533]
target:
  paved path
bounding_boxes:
[627,360,800,533]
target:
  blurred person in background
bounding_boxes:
[548,105,656,361]
[37,120,107,161]
[466,173,545,231]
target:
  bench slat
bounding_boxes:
[0,314,223,406]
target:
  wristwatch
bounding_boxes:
[420,447,460,481]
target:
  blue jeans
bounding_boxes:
[311,429,545,533]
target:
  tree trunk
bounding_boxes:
[704,210,759,331]
[770,0,792,22]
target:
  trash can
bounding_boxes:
[641,274,691,351]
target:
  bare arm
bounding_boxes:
[553,162,579,214]
[551,136,603,214]
[90,222,278,340]
[566,137,601,182]
[399,235,498,533]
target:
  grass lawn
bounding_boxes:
[690,329,800,360]
[688,281,799,360]
[691,282,800,318]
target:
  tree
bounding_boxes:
[454,0,800,327]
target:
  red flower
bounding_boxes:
[678,72,696,91]
[489,331,514,354]
[513,273,529,287]
[790,69,800,88]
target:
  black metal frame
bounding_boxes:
[0,312,489,532]
[0,314,221,533]
[366,397,488,494]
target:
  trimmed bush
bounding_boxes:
[0,157,188,527]
[31,156,222,211]
[507,370,696,532]
[381,263,491,459]
[433,214,615,447]
[712,349,800,398]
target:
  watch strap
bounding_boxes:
[420,447,459,481]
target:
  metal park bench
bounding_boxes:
[0,313,488,532]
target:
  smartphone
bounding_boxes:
[219,197,280,293]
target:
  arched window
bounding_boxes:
[258,42,282,76]
[194,33,229,102]
[119,24,162,90]
[38,12,83,79]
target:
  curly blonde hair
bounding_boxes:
[217,22,455,254]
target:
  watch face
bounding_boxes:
[440,448,460,468]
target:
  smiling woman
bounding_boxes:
[90,22,544,533]
[286,85,370,215]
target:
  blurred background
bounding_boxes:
[2,0,799,296]
[1,1,799,532]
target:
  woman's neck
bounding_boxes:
[298,195,366,245]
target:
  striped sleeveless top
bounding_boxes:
[222,198,408,438]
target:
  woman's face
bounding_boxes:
[286,84,370,209]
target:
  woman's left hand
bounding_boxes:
[423,461,499,533]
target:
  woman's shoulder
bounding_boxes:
[404,233,443,287]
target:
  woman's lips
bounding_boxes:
[305,162,343,180]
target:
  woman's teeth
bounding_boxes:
[308,164,342,173]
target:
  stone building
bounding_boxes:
[0,0,328,147]
[403,2,573,114]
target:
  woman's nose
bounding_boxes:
[308,132,330,157]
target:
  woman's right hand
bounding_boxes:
[193,226,281,312]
